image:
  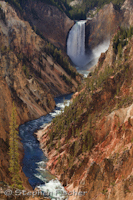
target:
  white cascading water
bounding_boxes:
[67,20,87,67]
[67,20,110,76]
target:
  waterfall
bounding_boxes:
[67,20,86,67]
[67,20,110,73]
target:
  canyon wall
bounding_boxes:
[10,0,74,50]
[37,27,133,200]
[86,0,133,49]
[0,0,80,187]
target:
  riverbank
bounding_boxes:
[34,91,86,200]
[35,116,80,200]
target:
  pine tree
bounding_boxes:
[9,102,22,189]
[118,43,122,57]
[58,140,61,151]
[82,143,86,153]
[72,126,75,137]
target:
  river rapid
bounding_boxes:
[19,94,73,200]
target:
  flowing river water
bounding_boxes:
[19,94,73,200]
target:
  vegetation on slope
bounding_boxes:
[19,40,79,82]
[9,103,23,189]
[5,0,71,17]
[113,26,133,56]
[5,0,125,20]
[43,42,78,79]
[45,26,133,178]
[66,0,125,20]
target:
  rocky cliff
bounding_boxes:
[0,0,80,188]
[8,0,74,50]
[86,0,133,49]
[36,28,133,199]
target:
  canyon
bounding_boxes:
[1,0,133,200]
[0,0,80,195]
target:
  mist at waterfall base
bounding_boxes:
[19,94,73,200]
[67,21,110,75]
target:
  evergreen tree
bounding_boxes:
[118,43,122,57]
[82,143,86,153]
[9,102,22,189]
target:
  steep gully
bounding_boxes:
[20,21,109,199]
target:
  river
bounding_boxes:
[19,93,73,200]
